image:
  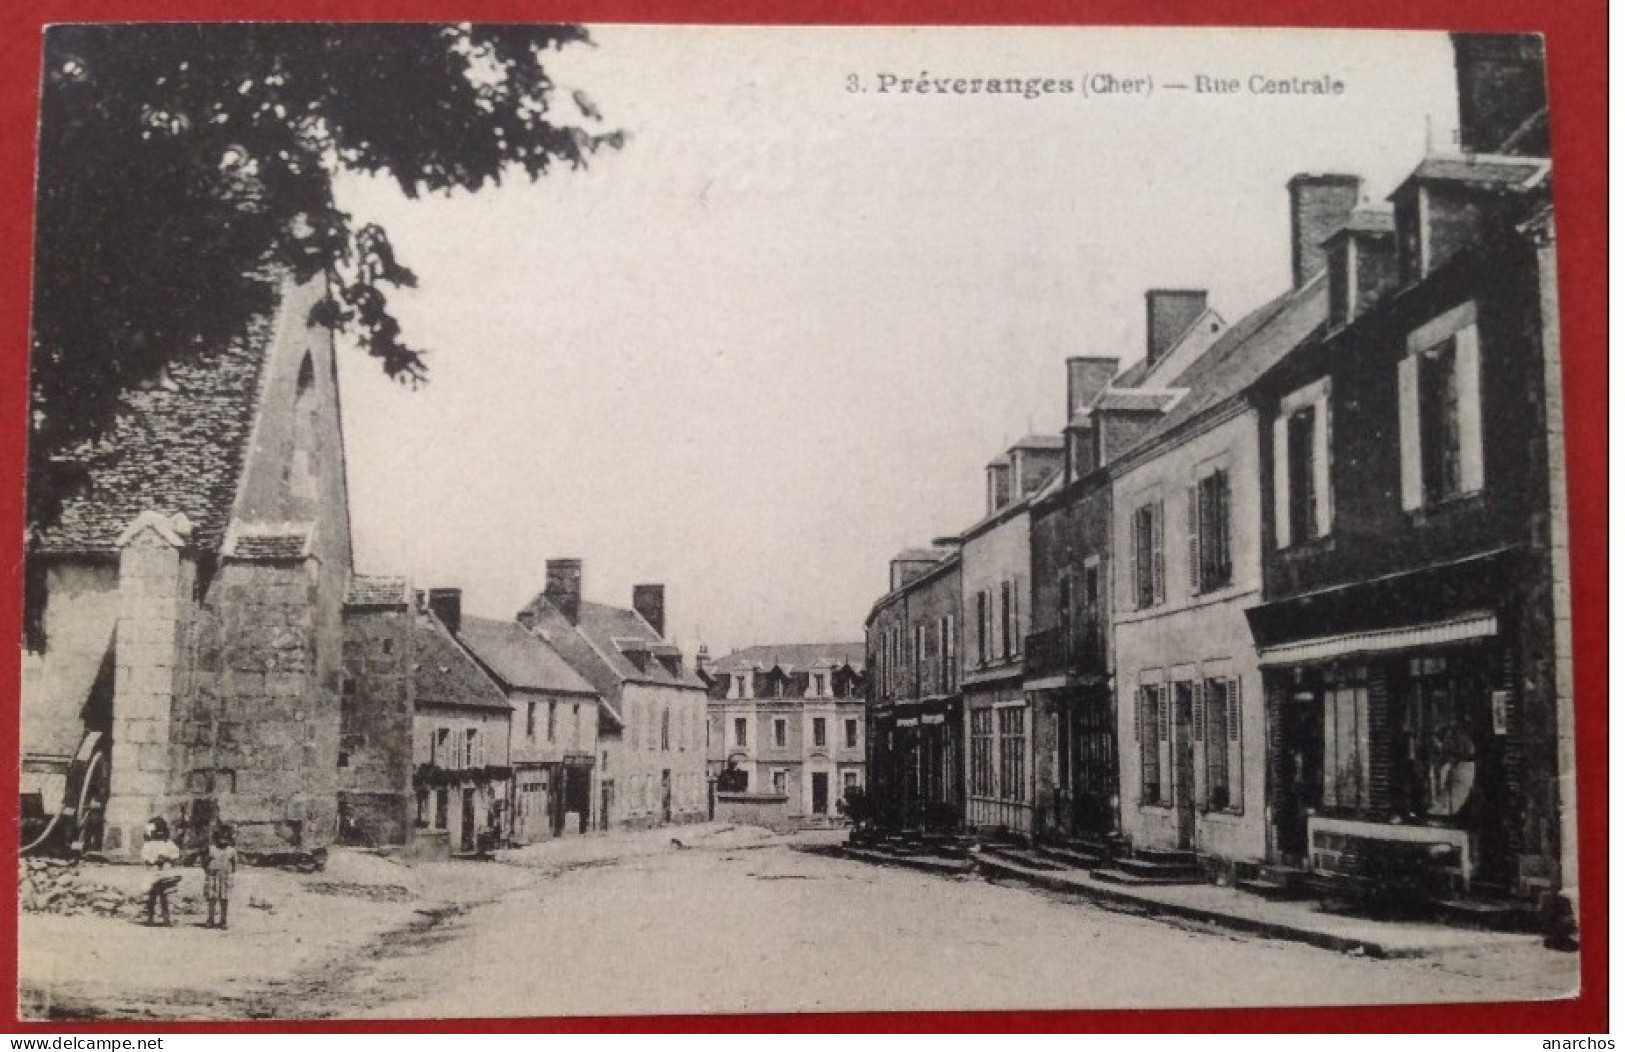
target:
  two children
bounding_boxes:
[140,818,236,929]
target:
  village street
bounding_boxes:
[21,824,1578,1022]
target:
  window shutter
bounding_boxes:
[1456,326,1484,493]
[1151,500,1166,606]
[1134,688,1144,741]
[1157,682,1170,742]
[1397,354,1423,510]
[1157,682,1173,803]
[1273,414,1292,547]
[1187,485,1201,595]
[1191,681,1208,808]
[1216,472,1232,580]
[1127,512,1141,610]
[1313,398,1334,536]
[1227,678,1244,810]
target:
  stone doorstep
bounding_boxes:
[840,844,972,876]
[961,852,1539,960]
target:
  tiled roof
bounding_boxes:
[224,523,313,561]
[1396,156,1546,192]
[346,575,412,608]
[518,595,707,717]
[1135,273,1328,449]
[33,312,277,555]
[709,642,867,674]
[457,615,596,696]
[413,614,511,714]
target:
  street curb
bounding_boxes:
[820,844,973,877]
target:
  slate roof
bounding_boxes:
[224,524,314,561]
[1393,156,1547,193]
[709,642,867,674]
[1133,272,1328,450]
[33,313,277,555]
[519,595,707,717]
[1095,389,1182,413]
[1108,357,1153,390]
[893,547,955,564]
[346,575,412,608]
[413,613,511,714]
[1330,208,1396,237]
[456,615,597,697]
[1011,433,1065,450]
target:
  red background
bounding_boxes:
[0,0,1606,1034]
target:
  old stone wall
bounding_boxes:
[339,605,415,847]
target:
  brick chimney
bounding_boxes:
[1288,174,1362,289]
[1066,356,1119,418]
[633,583,666,639]
[427,587,462,636]
[1145,290,1208,369]
[1451,33,1548,156]
[545,558,583,625]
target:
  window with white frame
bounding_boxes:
[1130,500,1165,610]
[733,673,750,700]
[1274,377,1333,547]
[812,672,826,697]
[1399,302,1483,510]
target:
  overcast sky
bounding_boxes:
[333,25,1459,658]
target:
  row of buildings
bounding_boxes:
[20,270,716,860]
[864,34,1576,916]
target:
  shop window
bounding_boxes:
[1397,658,1479,820]
[970,709,995,797]
[997,706,1026,803]
[1322,677,1370,812]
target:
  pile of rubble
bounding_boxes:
[20,857,202,919]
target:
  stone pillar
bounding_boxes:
[104,512,194,860]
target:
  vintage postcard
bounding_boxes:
[15,22,1586,1024]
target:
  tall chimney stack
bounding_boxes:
[427,587,462,636]
[545,558,583,625]
[1288,174,1362,289]
[1066,356,1120,418]
[1144,290,1208,369]
[633,584,666,639]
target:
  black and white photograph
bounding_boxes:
[15,22,1583,1023]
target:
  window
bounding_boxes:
[1200,678,1243,811]
[661,707,670,751]
[572,703,582,746]
[734,673,750,699]
[913,623,926,689]
[997,706,1026,802]
[844,719,859,749]
[843,770,859,791]
[1130,500,1165,609]
[970,709,995,797]
[772,769,787,795]
[812,673,826,697]
[734,717,747,748]
[415,790,430,828]
[464,728,478,768]
[1275,378,1333,547]
[1081,562,1101,660]
[1136,685,1164,804]
[1399,304,1483,510]
[1396,658,1477,819]
[1322,673,1370,812]
[773,718,787,748]
[1189,470,1233,594]
[547,701,557,743]
[434,788,449,830]
[526,702,537,740]
[433,727,450,767]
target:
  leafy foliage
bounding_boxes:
[30,22,621,530]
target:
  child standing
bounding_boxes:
[203,824,238,930]
[140,817,181,926]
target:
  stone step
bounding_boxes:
[1134,847,1200,867]
[1114,856,1204,880]
[981,844,1066,871]
[1090,866,1205,887]
[1033,843,1107,870]
[1237,878,1311,901]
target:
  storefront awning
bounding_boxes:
[1256,611,1498,668]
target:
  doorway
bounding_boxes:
[1275,688,1324,864]
[660,770,672,824]
[599,780,614,832]
[811,771,829,815]
[460,788,477,853]
[1172,682,1196,851]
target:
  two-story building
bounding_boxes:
[1244,36,1568,912]
[706,643,866,821]
[518,561,709,830]
[960,437,1063,834]
[864,549,962,830]
[1110,175,1354,877]
[457,610,604,842]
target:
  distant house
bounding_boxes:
[518,561,709,830]
[457,610,604,842]
[705,643,867,820]
[22,276,353,861]
[340,584,512,857]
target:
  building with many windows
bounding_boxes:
[706,643,867,822]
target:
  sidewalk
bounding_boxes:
[836,842,1540,960]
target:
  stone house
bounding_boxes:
[1109,176,1352,875]
[456,610,604,843]
[1243,34,1571,912]
[517,561,709,830]
[864,548,962,830]
[23,276,353,861]
[959,437,1063,834]
[706,643,866,821]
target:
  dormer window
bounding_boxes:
[812,672,826,697]
[733,673,751,700]
[987,461,1011,513]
